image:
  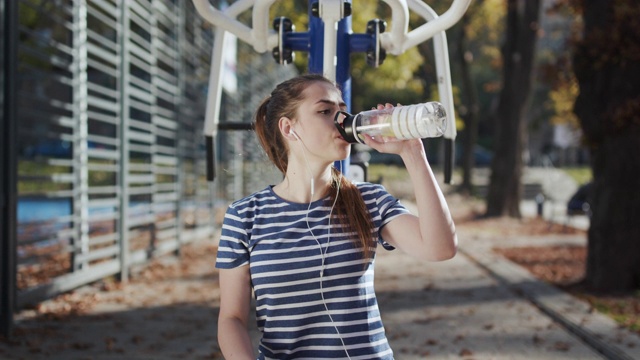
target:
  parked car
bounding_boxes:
[567,182,593,217]
[455,145,493,167]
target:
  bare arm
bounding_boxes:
[218,265,255,359]
[362,116,457,261]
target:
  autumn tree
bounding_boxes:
[572,0,640,292]
[454,12,480,195]
[485,0,542,217]
[447,0,504,194]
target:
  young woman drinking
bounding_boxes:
[216,74,457,359]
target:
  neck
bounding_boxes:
[275,162,333,203]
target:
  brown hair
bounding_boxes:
[254,74,375,261]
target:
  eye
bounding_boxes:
[318,109,331,115]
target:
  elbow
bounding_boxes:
[444,232,459,259]
[427,232,458,261]
[438,239,458,261]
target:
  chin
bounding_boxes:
[337,144,351,160]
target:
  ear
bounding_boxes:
[278,116,298,140]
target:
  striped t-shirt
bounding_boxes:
[216,182,410,359]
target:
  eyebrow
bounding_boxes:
[315,99,347,108]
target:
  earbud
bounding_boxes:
[291,130,300,140]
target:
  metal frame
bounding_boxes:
[1,0,18,337]
[7,0,215,315]
[193,0,470,183]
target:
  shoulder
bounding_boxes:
[353,181,389,199]
[228,186,277,210]
[225,186,285,218]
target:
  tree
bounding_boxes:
[572,0,640,292]
[452,6,483,195]
[447,0,503,194]
[485,0,542,217]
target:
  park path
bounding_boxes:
[4,226,639,359]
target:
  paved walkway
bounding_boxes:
[3,231,639,359]
[454,234,640,360]
[374,241,616,359]
[381,195,639,360]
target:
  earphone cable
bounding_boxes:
[298,138,351,359]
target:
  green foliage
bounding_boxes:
[18,159,121,194]
[349,1,425,111]
[447,0,505,134]
[581,292,640,335]
[546,75,579,128]
[466,0,506,47]
[18,1,58,71]
[18,160,70,194]
[463,0,505,75]
[270,1,310,74]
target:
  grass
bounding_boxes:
[562,166,592,185]
[18,160,72,194]
[577,291,640,334]
[367,163,409,183]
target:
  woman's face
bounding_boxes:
[291,81,351,163]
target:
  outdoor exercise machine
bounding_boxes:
[192,0,472,184]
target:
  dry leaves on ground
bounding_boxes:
[21,240,220,320]
[459,214,640,337]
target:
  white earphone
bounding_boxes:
[290,124,348,358]
[291,130,300,140]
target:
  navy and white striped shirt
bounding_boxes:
[216,182,410,359]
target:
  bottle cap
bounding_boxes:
[334,111,359,144]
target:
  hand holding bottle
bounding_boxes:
[334,101,447,144]
[359,104,426,160]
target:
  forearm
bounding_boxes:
[400,141,457,259]
[219,316,255,359]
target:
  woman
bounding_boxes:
[216,74,457,359]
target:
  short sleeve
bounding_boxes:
[359,183,410,250]
[215,204,251,269]
[375,186,410,228]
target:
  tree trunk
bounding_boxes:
[485,0,541,217]
[573,0,640,293]
[456,15,480,196]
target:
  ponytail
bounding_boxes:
[329,167,374,262]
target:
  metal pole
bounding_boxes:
[1,0,18,337]
[71,0,90,271]
[335,1,352,174]
[118,1,131,282]
[308,2,323,76]
[308,0,351,174]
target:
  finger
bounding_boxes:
[362,134,386,152]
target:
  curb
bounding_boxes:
[459,244,640,360]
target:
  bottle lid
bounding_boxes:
[334,111,358,144]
